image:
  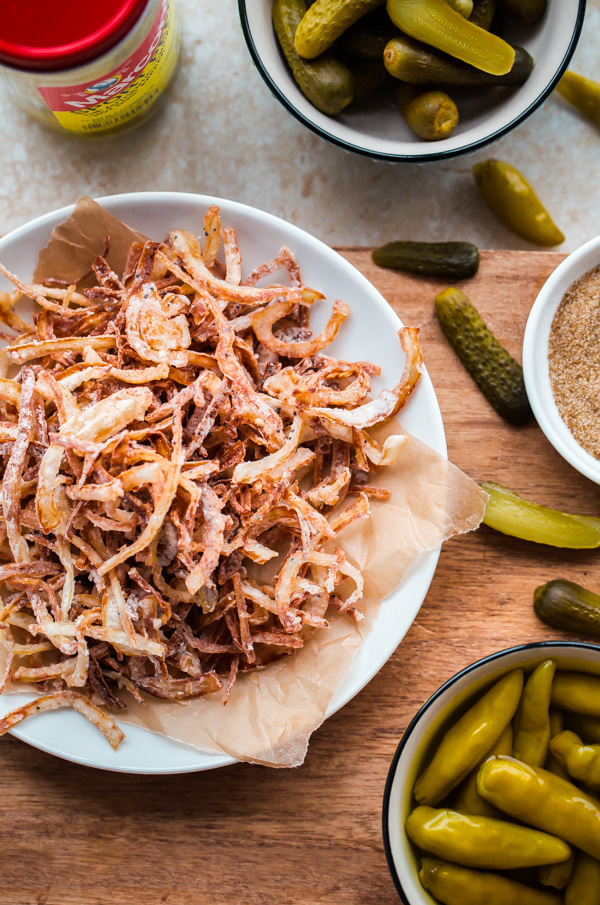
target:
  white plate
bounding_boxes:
[0,192,446,773]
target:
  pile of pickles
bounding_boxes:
[272,0,542,140]
[407,661,600,903]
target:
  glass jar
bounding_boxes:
[0,0,180,136]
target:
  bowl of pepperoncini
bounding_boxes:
[383,641,600,904]
[238,0,585,162]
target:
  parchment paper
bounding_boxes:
[8,196,486,767]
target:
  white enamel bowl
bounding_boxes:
[382,641,600,904]
[523,235,600,485]
[238,0,585,162]
[0,191,446,773]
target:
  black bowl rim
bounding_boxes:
[238,0,586,163]
[381,639,600,903]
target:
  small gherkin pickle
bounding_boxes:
[414,668,523,806]
[272,0,354,115]
[473,159,565,247]
[349,59,391,102]
[419,858,562,905]
[406,806,572,869]
[395,84,459,140]
[294,0,384,59]
[384,35,533,86]
[557,71,600,129]
[549,730,600,790]
[469,0,496,30]
[386,0,515,75]
[435,287,532,425]
[500,0,546,25]
[373,240,479,279]
[512,659,556,767]
[534,579,600,638]
[565,852,600,905]
[481,482,600,548]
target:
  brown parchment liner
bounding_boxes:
[3,197,486,768]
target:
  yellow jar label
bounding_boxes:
[37,0,179,134]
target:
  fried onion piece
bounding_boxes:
[252,298,350,358]
[0,691,125,749]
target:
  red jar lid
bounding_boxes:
[0,0,149,71]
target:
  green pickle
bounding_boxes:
[435,289,532,426]
[549,731,600,790]
[480,483,600,548]
[386,0,515,75]
[414,669,523,806]
[551,673,600,719]
[406,806,571,868]
[294,0,384,59]
[477,756,600,860]
[349,59,391,101]
[565,852,600,905]
[557,71,600,129]
[473,159,565,247]
[469,0,496,29]
[453,723,512,817]
[512,659,556,767]
[395,85,459,140]
[373,240,479,279]
[384,35,533,86]
[501,0,546,25]
[419,858,562,904]
[272,0,354,115]
[534,579,600,637]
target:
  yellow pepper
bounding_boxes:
[539,853,575,890]
[551,672,600,719]
[549,730,600,790]
[477,756,600,860]
[406,806,571,868]
[419,858,562,904]
[565,852,600,905]
[453,723,511,817]
[414,669,524,806]
[513,660,556,767]
[545,709,569,781]
[386,0,514,75]
[557,71,600,129]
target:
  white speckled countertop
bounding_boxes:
[0,0,597,251]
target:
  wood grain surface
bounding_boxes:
[2,249,599,905]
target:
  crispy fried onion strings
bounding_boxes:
[0,206,421,747]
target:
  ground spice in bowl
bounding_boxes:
[548,265,600,460]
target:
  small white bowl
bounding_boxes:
[238,0,585,162]
[382,641,600,904]
[523,235,600,485]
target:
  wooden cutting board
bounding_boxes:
[2,249,599,905]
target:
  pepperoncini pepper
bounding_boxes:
[549,731,600,790]
[545,709,569,781]
[512,659,556,767]
[453,723,512,817]
[477,755,600,860]
[539,853,575,890]
[419,858,562,905]
[406,806,571,869]
[565,852,600,905]
[414,669,524,806]
[386,0,514,74]
[551,672,600,719]
[473,160,565,247]
[557,71,600,129]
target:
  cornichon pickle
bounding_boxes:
[534,579,600,637]
[384,35,533,86]
[294,0,384,59]
[373,241,479,279]
[349,59,391,101]
[272,0,354,115]
[480,483,600,548]
[337,18,399,59]
[473,159,565,247]
[469,0,496,30]
[500,0,546,25]
[557,71,600,129]
[395,85,459,140]
[406,806,572,869]
[386,0,515,75]
[435,288,532,425]
[419,858,562,905]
